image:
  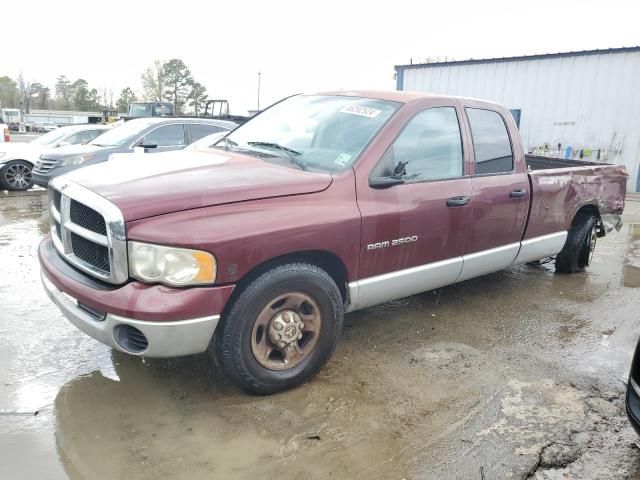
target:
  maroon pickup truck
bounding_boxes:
[39,91,627,394]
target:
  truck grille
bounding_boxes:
[70,200,108,235]
[70,232,111,273]
[34,158,60,174]
[48,179,127,284]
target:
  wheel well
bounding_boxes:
[2,159,33,168]
[222,250,349,317]
[573,204,603,233]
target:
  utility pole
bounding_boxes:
[257,72,261,111]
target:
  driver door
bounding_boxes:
[354,103,472,309]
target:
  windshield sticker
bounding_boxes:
[340,105,381,118]
[334,153,352,166]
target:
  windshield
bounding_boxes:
[129,104,151,117]
[31,129,69,145]
[89,120,154,147]
[218,95,399,172]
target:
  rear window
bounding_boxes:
[466,108,513,175]
[190,124,220,142]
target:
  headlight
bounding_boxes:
[128,241,216,286]
[0,152,5,159]
[62,154,95,166]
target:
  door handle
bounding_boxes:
[509,188,528,198]
[446,196,470,207]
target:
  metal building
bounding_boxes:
[395,46,640,192]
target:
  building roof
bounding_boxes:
[395,46,640,71]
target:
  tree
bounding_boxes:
[141,60,165,102]
[187,81,208,115]
[162,58,193,114]
[17,73,36,113]
[87,88,100,111]
[117,87,137,113]
[0,76,20,109]
[72,79,90,111]
[55,75,72,110]
[30,83,49,110]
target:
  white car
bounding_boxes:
[0,124,111,191]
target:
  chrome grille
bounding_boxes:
[53,190,62,212]
[34,158,60,174]
[70,232,111,273]
[48,178,127,284]
[70,200,107,235]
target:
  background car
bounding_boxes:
[41,123,59,133]
[0,124,111,191]
[184,130,230,152]
[32,118,237,187]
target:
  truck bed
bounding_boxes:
[523,154,628,240]
[525,154,613,170]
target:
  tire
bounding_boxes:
[215,262,344,394]
[0,160,33,191]
[555,211,598,273]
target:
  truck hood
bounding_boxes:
[66,149,333,221]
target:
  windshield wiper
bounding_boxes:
[247,141,307,171]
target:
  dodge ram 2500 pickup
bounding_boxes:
[39,91,627,394]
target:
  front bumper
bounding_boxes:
[42,271,219,357]
[39,235,236,357]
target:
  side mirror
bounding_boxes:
[138,140,158,149]
[57,141,71,148]
[369,176,405,189]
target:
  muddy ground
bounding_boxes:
[1,191,640,480]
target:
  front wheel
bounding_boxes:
[215,262,344,394]
[555,211,598,273]
[0,160,33,191]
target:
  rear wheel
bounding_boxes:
[555,211,598,273]
[0,160,33,191]
[215,262,344,394]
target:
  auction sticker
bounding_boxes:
[334,153,352,166]
[340,104,381,118]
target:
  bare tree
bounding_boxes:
[141,60,166,101]
[55,75,72,110]
[17,72,34,113]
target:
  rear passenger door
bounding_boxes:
[457,103,529,282]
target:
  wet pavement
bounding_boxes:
[1,191,640,480]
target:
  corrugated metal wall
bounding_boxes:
[397,49,640,191]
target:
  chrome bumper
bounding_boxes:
[601,213,623,234]
[41,272,219,357]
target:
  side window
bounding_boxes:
[63,133,80,145]
[466,108,513,175]
[391,107,463,181]
[190,124,220,143]
[70,130,101,145]
[143,124,185,147]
